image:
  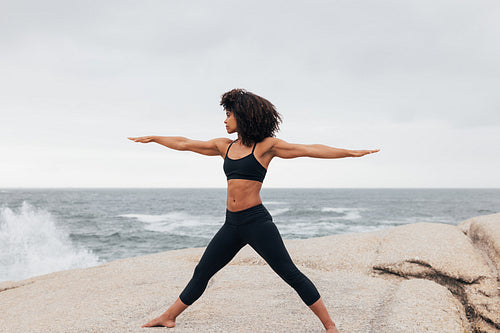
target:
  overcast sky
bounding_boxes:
[1,0,499,188]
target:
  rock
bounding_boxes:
[457,214,500,331]
[373,279,470,333]
[371,222,499,332]
[0,260,468,333]
[0,214,499,332]
[372,222,492,282]
[459,213,500,274]
[0,280,30,292]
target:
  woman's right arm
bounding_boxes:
[128,136,229,157]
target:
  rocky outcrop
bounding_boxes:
[459,213,500,275]
[0,213,498,332]
[458,213,500,332]
[371,222,499,332]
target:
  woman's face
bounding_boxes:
[224,110,237,134]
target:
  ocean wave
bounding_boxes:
[321,207,364,220]
[278,221,346,236]
[119,211,222,235]
[268,208,290,216]
[0,202,100,282]
[343,224,386,234]
[277,220,387,238]
[379,215,455,225]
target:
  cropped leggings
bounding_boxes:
[179,204,321,306]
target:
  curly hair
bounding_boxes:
[220,89,282,146]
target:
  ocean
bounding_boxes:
[1,188,499,283]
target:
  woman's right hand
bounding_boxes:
[128,136,155,143]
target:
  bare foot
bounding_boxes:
[142,297,188,328]
[141,313,175,328]
[326,324,339,333]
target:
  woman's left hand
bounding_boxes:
[350,149,380,157]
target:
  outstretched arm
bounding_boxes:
[128,136,229,157]
[270,138,380,159]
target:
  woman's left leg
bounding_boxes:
[243,219,337,332]
[243,219,319,305]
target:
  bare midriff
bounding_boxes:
[226,179,263,212]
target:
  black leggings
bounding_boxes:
[179,204,321,306]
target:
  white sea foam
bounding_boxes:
[277,220,386,237]
[277,221,346,237]
[344,224,386,234]
[0,202,100,282]
[379,215,454,225]
[120,213,178,224]
[268,208,290,216]
[321,207,364,220]
[120,211,221,235]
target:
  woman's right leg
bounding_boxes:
[143,222,245,328]
[179,222,245,305]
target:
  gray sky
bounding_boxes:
[1,0,499,188]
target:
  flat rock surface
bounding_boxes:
[1,214,499,332]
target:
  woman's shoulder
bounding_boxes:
[259,137,284,148]
[256,137,282,153]
[259,137,279,144]
[215,137,234,144]
[207,138,233,154]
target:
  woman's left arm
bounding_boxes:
[270,138,380,159]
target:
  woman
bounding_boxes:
[129,89,379,332]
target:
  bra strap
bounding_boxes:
[225,140,237,157]
[251,142,257,154]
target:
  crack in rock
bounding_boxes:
[373,261,499,332]
[0,281,32,293]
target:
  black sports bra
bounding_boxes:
[223,140,267,183]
